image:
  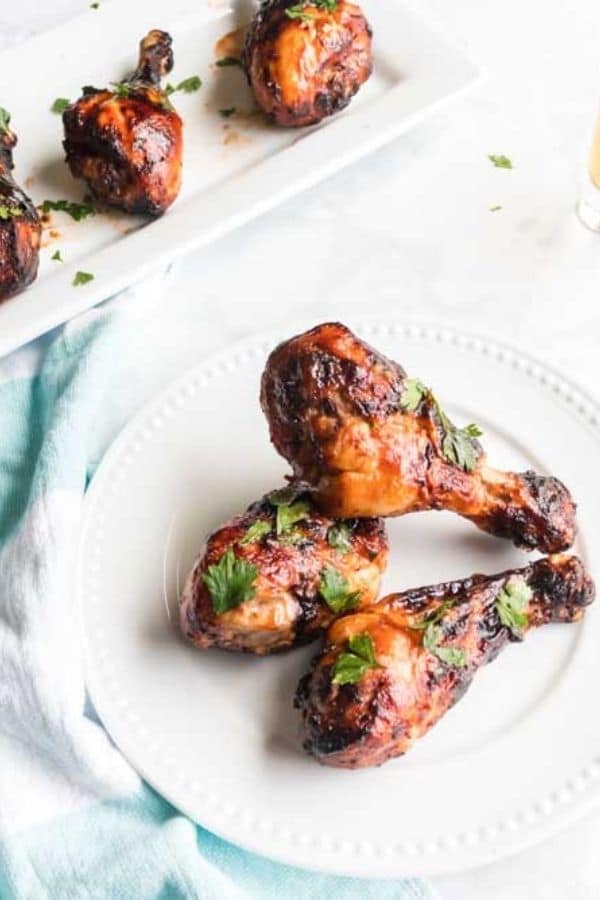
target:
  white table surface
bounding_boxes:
[5,1,600,897]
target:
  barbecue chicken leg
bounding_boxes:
[180,487,387,654]
[0,111,41,302]
[261,323,577,553]
[296,554,594,768]
[244,0,372,127]
[63,30,183,215]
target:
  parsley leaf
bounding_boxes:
[411,598,454,631]
[239,520,272,545]
[268,490,311,536]
[111,82,134,98]
[51,98,70,114]
[496,576,532,635]
[440,421,483,473]
[327,522,352,553]
[0,107,11,134]
[332,632,380,685]
[0,205,21,220]
[202,548,258,615]
[219,107,236,118]
[90,2,100,8]
[489,154,513,169]
[489,205,502,212]
[400,378,428,412]
[165,76,202,96]
[319,565,360,614]
[73,271,94,286]
[41,198,95,222]
[216,57,244,68]
[286,0,336,19]
[423,622,466,667]
[51,249,63,262]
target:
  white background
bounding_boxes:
[4,0,600,897]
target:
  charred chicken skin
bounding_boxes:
[0,113,41,302]
[243,0,372,127]
[62,30,183,215]
[296,554,595,768]
[261,323,577,553]
[180,488,388,654]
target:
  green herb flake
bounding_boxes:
[165,76,202,96]
[51,98,70,114]
[496,576,532,635]
[219,107,236,118]
[239,520,272,545]
[332,632,380,685]
[489,205,502,212]
[441,421,483,473]
[51,250,63,262]
[202,547,258,615]
[319,565,360,614]
[423,622,466,668]
[0,205,21,220]
[110,81,134,99]
[276,499,310,535]
[0,107,11,134]
[90,2,100,7]
[327,522,352,553]
[286,0,336,19]
[72,271,94,286]
[488,154,513,170]
[216,57,244,69]
[41,198,95,222]
[400,378,429,412]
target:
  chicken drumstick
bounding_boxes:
[0,110,41,302]
[180,487,387,654]
[261,323,576,553]
[296,554,594,768]
[63,30,183,215]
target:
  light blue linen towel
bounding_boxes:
[0,282,437,900]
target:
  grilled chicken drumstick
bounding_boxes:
[261,323,577,553]
[0,111,41,302]
[244,0,372,127]
[63,30,183,215]
[180,488,387,654]
[296,554,594,768]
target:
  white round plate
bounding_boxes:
[80,319,600,878]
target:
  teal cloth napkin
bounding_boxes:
[0,282,437,899]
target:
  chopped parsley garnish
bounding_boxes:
[239,520,272,545]
[72,271,94,286]
[51,98,70,114]
[41,198,95,222]
[398,377,482,472]
[413,599,466,667]
[332,633,380,685]
[488,154,513,169]
[111,82,134,98]
[399,378,428,412]
[202,548,258,615]
[489,205,502,212]
[90,2,100,8]
[423,623,466,667]
[319,565,360,614]
[216,57,244,69]
[327,522,352,553]
[286,0,337,20]
[267,489,311,536]
[165,76,202,96]
[439,419,483,473]
[51,249,63,262]
[0,107,11,134]
[0,205,21,220]
[219,107,236,118]
[496,576,532,636]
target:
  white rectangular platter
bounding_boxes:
[0,0,482,357]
